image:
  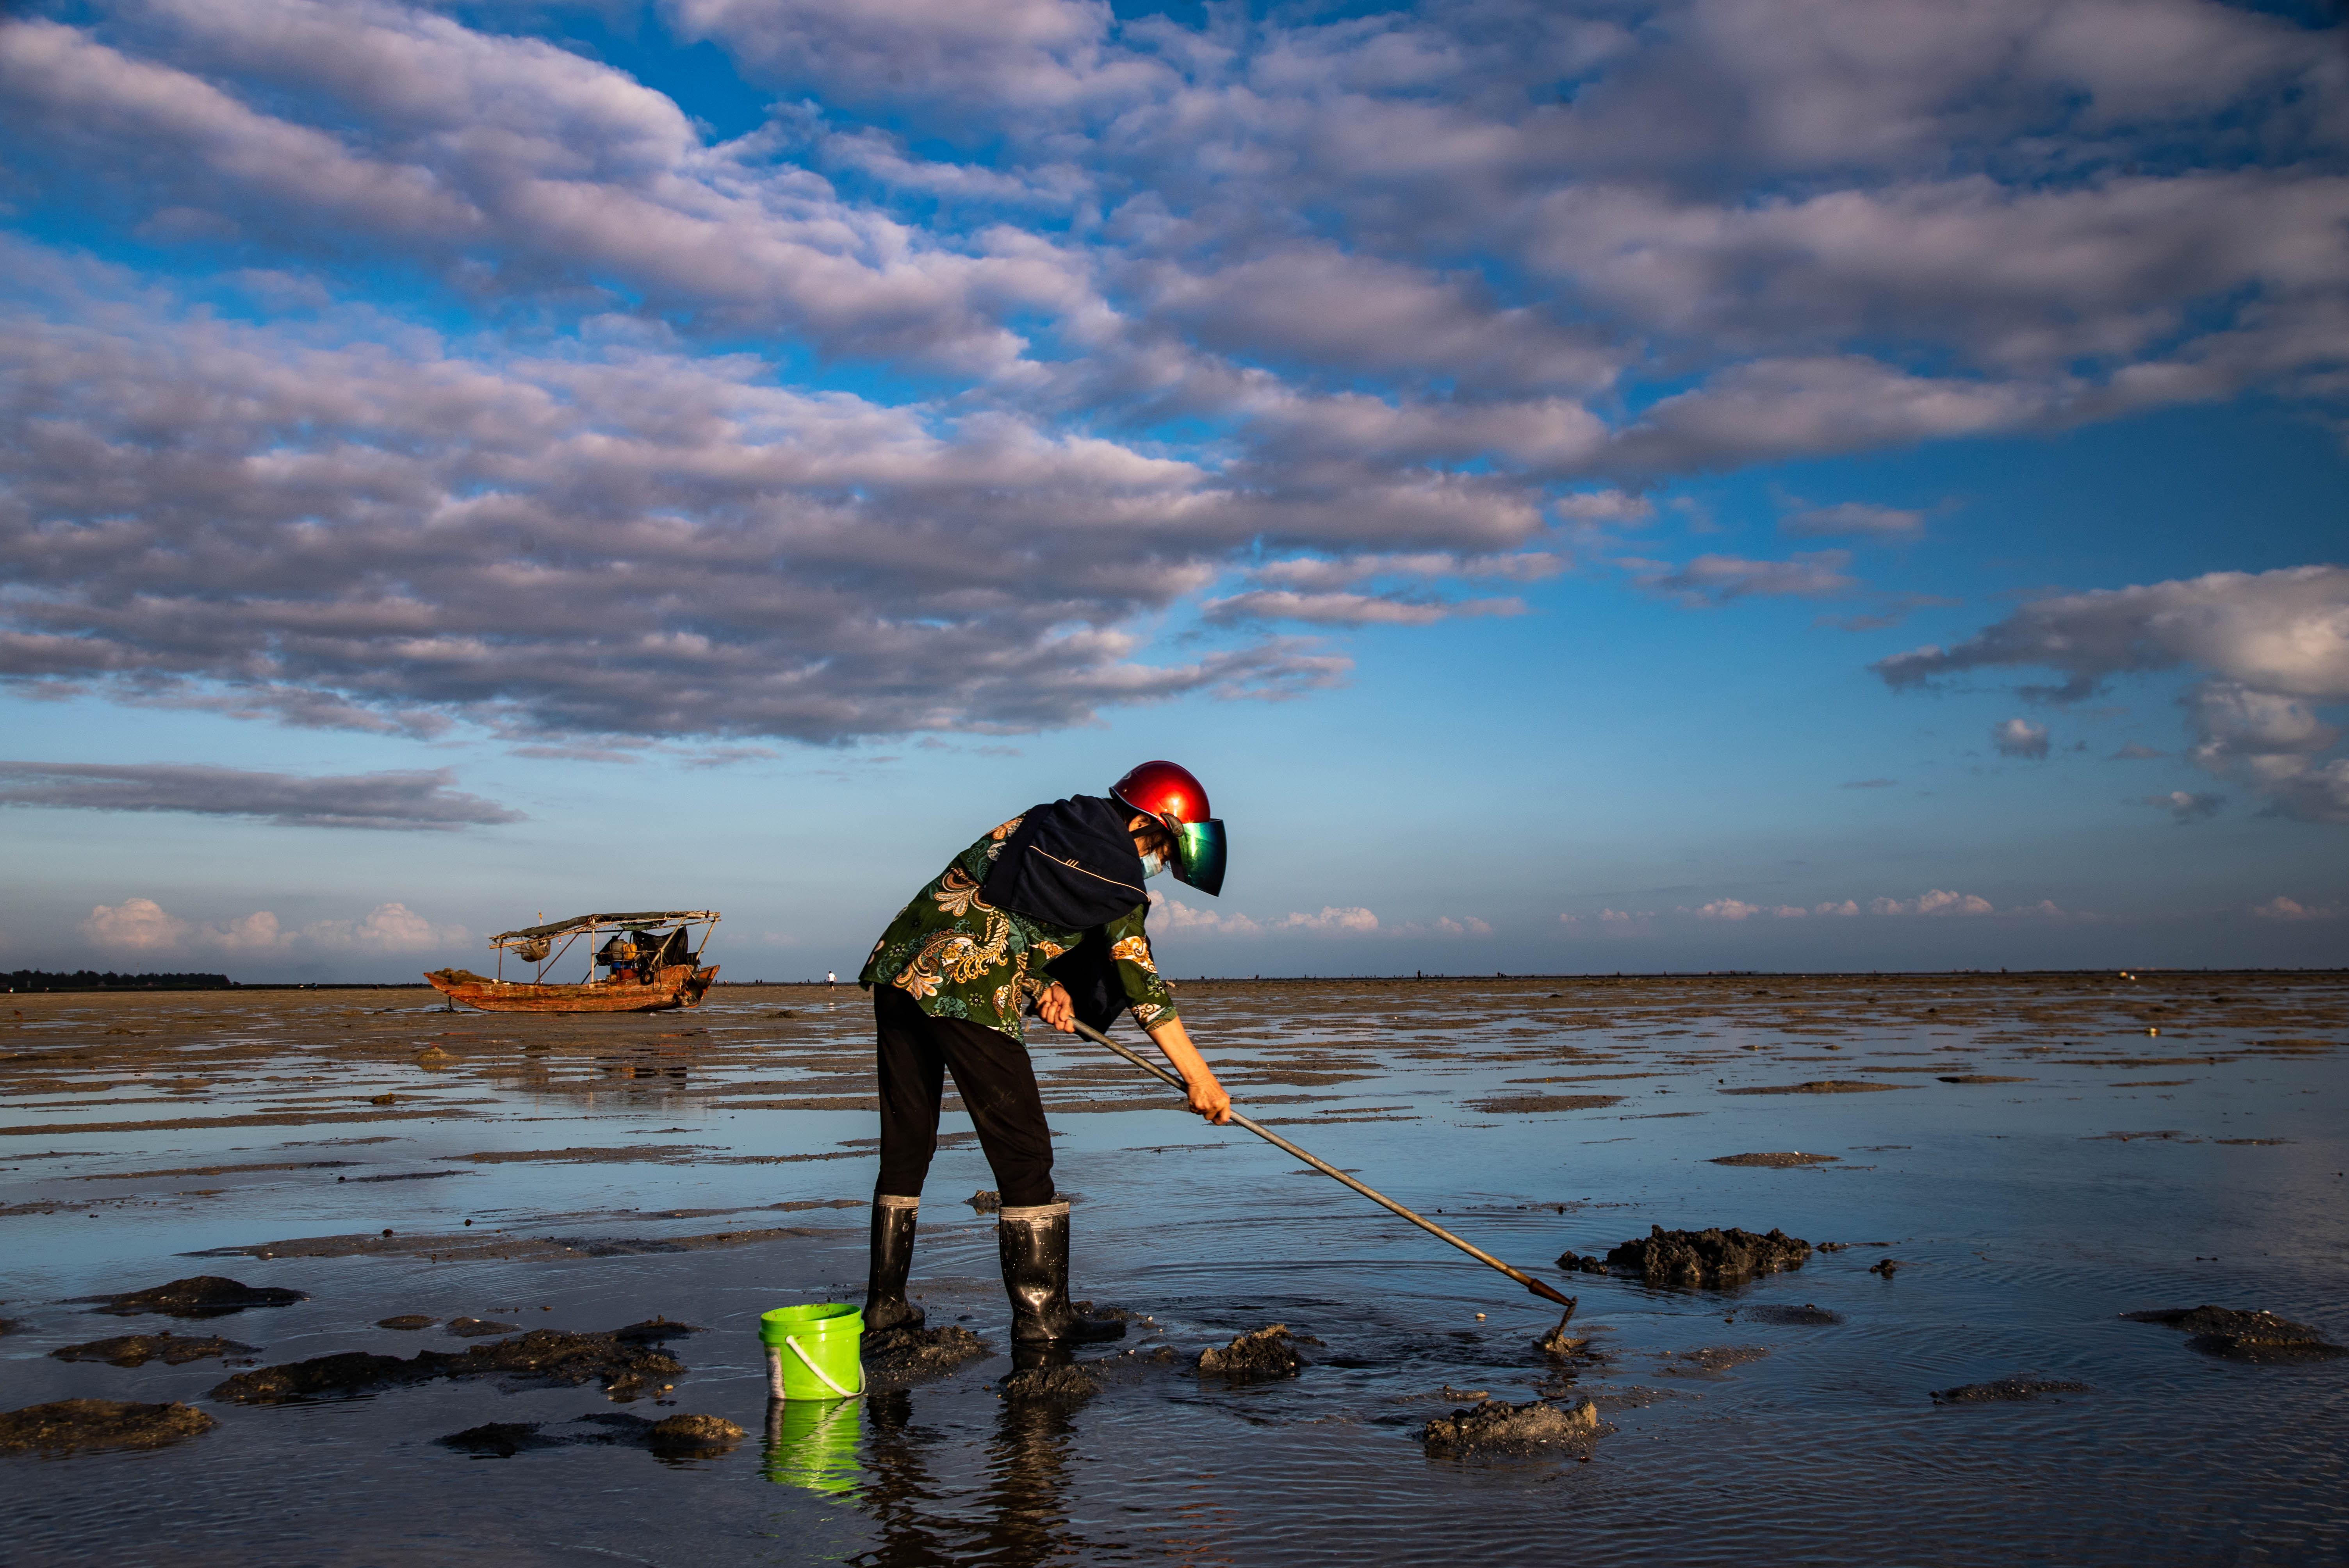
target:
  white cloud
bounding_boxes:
[1813,900,1861,916]
[2251,895,2337,921]
[1277,906,1380,934]
[1147,892,1378,936]
[1870,890,1996,916]
[2141,789,2224,824]
[299,903,471,953]
[1695,898,1762,920]
[81,898,192,953]
[1199,591,1526,627]
[1993,718,2051,759]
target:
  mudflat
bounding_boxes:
[2,971,2342,1564]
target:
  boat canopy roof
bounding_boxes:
[490,911,720,944]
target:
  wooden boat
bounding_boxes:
[426,910,720,1013]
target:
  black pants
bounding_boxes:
[874,984,1055,1207]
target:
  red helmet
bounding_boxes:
[1110,761,1226,897]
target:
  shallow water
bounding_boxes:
[4,974,2344,1565]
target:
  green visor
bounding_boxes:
[1169,817,1227,897]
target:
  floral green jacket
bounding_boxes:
[858,813,1180,1042]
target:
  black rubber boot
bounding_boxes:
[863,1194,925,1333]
[998,1202,1126,1344]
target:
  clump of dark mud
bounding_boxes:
[2121,1306,2346,1361]
[998,1362,1100,1403]
[438,1412,745,1459]
[0,1399,217,1453]
[81,1276,306,1319]
[51,1332,255,1367]
[1197,1324,1306,1379]
[1931,1378,2092,1404]
[1740,1303,1842,1326]
[966,1190,1002,1212]
[211,1320,699,1403]
[1709,1152,1838,1167]
[1938,1075,2033,1084]
[378,1315,436,1330]
[1556,1250,1610,1276]
[1603,1225,1811,1286]
[1869,1258,1903,1277]
[1422,1397,1599,1454]
[447,1317,519,1337]
[864,1323,990,1374]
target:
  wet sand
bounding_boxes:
[2,972,2344,1564]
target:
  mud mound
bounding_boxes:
[447,1317,519,1337]
[1465,1093,1623,1115]
[1603,1225,1811,1286]
[966,1190,1003,1212]
[51,1332,254,1367]
[1938,1075,2033,1084]
[864,1323,990,1373]
[1197,1324,1305,1379]
[378,1315,436,1330]
[1719,1081,1902,1096]
[0,1399,217,1453]
[999,1363,1101,1403]
[1709,1152,1838,1167]
[1931,1378,2092,1404]
[1740,1304,1842,1326]
[1422,1397,1599,1454]
[439,1420,565,1456]
[438,1412,743,1458]
[1556,1250,1611,1276]
[2121,1305,2345,1361]
[211,1325,689,1403]
[82,1276,307,1319]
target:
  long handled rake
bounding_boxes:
[1060,1016,1574,1309]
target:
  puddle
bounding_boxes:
[2,975,2345,1563]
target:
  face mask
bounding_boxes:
[1141,848,1169,879]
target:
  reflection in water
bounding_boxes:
[763,1395,865,1497]
[823,1379,1083,1568]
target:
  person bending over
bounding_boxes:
[857,761,1232,1345]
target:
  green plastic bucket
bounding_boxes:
[762,1392,864,1495]
[760,1302,864,1400]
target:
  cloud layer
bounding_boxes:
[0,1,2341,744]
[0,762,521,829]
[1880,567,2349,821]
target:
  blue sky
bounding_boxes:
[2,0,2344,980]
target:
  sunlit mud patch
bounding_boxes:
[1931,1378,2094,1404]
[1422,1396,1601,1456]
[50,1332,254,1367]
[1196,1324,1309,1379]
[997,1363,1100,1404]
[2121,1306,2347,1361]
[1709,1152,1839,1167]
[0,1399,216,1454]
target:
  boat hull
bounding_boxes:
[424,964,719,1014]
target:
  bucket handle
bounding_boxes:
[784,1332,863,1398]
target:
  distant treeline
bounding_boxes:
[5,970,233,992]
